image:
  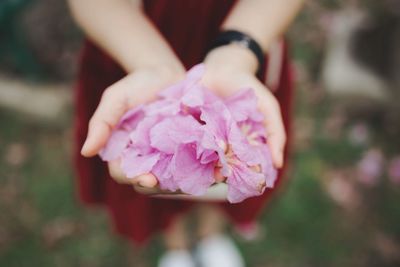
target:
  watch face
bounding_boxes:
[152,183,228,202]
[234,38,251,48]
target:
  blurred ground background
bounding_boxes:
[1,0,400,266]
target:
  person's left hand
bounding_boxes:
[202,45,286,170]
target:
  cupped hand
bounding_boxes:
[202,45,286,169]
[81,66,185,189]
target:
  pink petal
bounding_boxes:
[158,64,205,100]
[202,89,220,105]
[224,89,264,122]
[99,130,130,161]
[186,64,205,81]
[357,149,384,186]
[145,99,181,116]
[172,143,216,195]
[99,130,129,161]
[150,115,203,154]
[199,130,228,175]
[260,144,278,187]
[152,154,178,191]
[121,148,160,178]
[200,101,232,142]
[130,116,161,154]
[226,162,267,203]
[100,106,145,160]
[228,124,277,189]
[118,105,145,130]
[229,123,265,166]
[181,83,219,109]
[240,120,268,140]
[198,149,219,164]
[181,84,205,107]
[158,82,185,99]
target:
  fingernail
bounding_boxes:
[80,142,87,155]
[277,147,285,168]
[274,154,284,169]
[278,161,284,169]
[81,140,90,156]
[139,175,158,188]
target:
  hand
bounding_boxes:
[81,65,185,189]
[203,44,286,169]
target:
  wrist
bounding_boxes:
[204,44,258,75]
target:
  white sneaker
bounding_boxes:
[195,234,245,267]
[158,249,195,267]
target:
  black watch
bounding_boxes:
[208,30,265,76]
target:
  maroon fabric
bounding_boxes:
[73,0,294,244]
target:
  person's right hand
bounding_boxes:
[81,65,185,188]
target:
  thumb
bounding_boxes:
[81,87,129,157]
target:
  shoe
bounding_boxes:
[158,249,195,267]
[195,234,245,267]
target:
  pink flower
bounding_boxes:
[356,149,384,187]
[120,115,162,178]
[158,64,218,117]
[149,115,217,195]
[149,115,203,154]
[119,113,217,195]
[200,97,277,203]
[99,64,276,203]
[224,88,264,123]
[159,64,205,102]
[121,148,160,178]
[99,106,145,161]
[171,143,216,195]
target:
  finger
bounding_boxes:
[81,85,129,157]
[263,103,286,168]
[267,129,286,168]
[252,83,286,168]
[108,160,132,184]
[135,173,158,188]
[108,160,158,188]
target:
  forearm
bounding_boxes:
[68,0,182,73]
[206,0,304,75]
[223,0,305,51]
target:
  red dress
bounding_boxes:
[74,0,293,244]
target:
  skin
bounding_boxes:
[68,0,304,249]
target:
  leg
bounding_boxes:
[194,204,245,267]
[196,204,226,238]
[159,214,195,267]
[163,214,189,250]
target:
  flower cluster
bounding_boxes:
[99,64,277,203]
